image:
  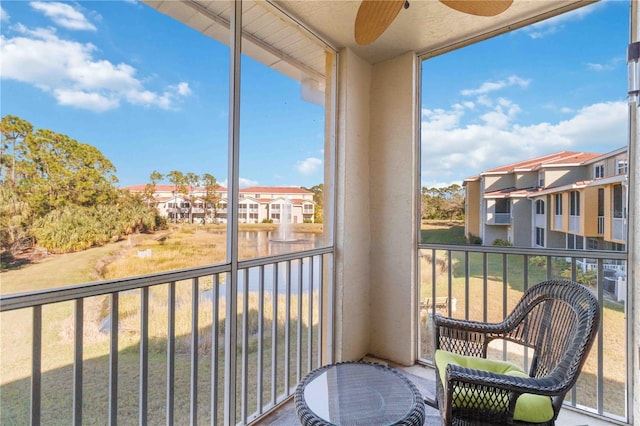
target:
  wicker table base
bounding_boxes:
[294,362,425,426]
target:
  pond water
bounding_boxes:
[237,230,322,258]
[100,231,323,332]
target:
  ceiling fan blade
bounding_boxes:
[439,0,513,17]
[354,0,406,45]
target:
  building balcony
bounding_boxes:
[554,214,563,230]
[570,215,581,233]
[598,215,605,235]
[0,245,628,425]
[487,212,511,225]
[613,218,626,241]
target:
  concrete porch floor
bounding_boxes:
[253,359,620,426]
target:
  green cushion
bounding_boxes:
[435,350,554,423]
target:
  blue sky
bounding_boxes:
[0,1,630,189]
[421,0,629,188]
[0,0,325,189]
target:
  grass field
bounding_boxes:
[0,221,627,420]
[419,222,627,417]
[0,223,323,424]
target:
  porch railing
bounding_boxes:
[491,213,511,224]
[417,243,628,424]
[0,248,333,426]
[570,215,580,232]
[554,214,563,230]
[613,218,626,241]
[598,215,605,235]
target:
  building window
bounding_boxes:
[535,199,545,215]
[495,198,510,214]
[570,191,580,216]
[616,158,628,175]
[594,163,604,179]
[567,234,584,250]
[535,227,545,247]
[554,194,562,215]
[537,171,545,188]
[613,184,624,218]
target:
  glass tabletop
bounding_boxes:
[297,362,425,425]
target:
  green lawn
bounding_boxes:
[420,223,467,244]
[1,240,131,295]
[418,224,627,418]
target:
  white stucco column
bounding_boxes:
[368,52,418,365]
[333,48,373,362]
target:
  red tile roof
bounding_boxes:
[123,184,227,192]
[482,151,600,174]
[125,184,310,193]
[240,186,312,194]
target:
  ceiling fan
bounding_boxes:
[354,0,514,45]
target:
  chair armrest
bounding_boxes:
[446,364,562,397]
[434,315,508,356]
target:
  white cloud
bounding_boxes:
[0,6,9,22]
[295,157,322,175]
[55,89,119,112]
[0,25,191,112]
[521,1,603,39]
[586,57,623,72]
[30,1,96,31]
[174,82,192,96]
[461,75,530,97]
[421,100,627,186]
[219,178,259,189]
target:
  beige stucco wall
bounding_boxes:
[368,51,418,365]
[511,198,532,247]
[334,47,372,362]
[465,180,481,238]
[484,174,514,192]
[515,172,537,189]
[583,186,599,236]
[545,167,588,188]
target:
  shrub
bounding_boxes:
[492,238,512,246]
[261,218,273,223]
[561,268,597,287]
[32,197,160,253]
[467,233,482,245]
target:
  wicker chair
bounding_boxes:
[429,279,600,425]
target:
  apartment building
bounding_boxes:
[124,184,315,224]
[464,147,628,250]
[464,147,628,298]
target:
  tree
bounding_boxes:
[143,170,164,206]
[441,184,465,221]
[303,183,323,223]
[186,172,200,223]
[421,184,465,221]
[16,128,119,216]
[166,170,188,222]
[0,115,33,186]
[201,173,220,223]
[0,186,32,256]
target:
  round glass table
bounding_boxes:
[294,362,425,425]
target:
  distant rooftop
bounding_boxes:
[482,151,601,175]
[123,184,310,194]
